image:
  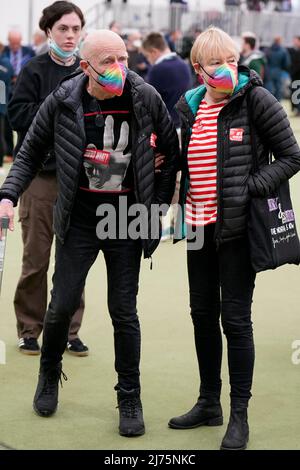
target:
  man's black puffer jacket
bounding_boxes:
[0,71,179,258]
[176,66,300,246]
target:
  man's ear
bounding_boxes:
[80,60,89,75]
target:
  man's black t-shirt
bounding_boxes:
[71,82,135,228]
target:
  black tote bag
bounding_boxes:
[247,111,300,273]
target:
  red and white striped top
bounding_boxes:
[185,99,227,226]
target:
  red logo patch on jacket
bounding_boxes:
[229,128,244,142]
[150,133,157,148]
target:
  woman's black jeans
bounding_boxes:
[40,224,142,392]
[187,223,256,409]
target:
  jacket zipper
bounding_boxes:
[214,126,228,249]
[131,94,150,258]
[61,107,86,243]
[212,89,247,247]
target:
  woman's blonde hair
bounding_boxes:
[190,26,240,66]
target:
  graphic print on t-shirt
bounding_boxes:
[83,115,131,192]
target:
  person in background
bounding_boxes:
[0,43,14,176]
[142,32,192,129]
[165,29,182,53]
[180,28,202,61]
[32,30,49,56]
[288,36,300,115]
[109,20,122,36]
[180,27,202,86]
[3,30,35,80]
[7,0,88,356]
[240,32,266,79]
[142,32,192,241]
[2,30,35,159]
[126,31,149,80]
[264,36,291,101]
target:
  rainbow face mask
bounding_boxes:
[200,63,238,95]
[88,61,127,96]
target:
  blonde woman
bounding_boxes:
[169,27,300,450]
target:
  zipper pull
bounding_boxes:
[138,133,147,144]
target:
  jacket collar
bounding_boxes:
[154,51,177,65]
[53,71,87,112]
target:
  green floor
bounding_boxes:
[0,107,299,450]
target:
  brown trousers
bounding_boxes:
[14,173,84,340]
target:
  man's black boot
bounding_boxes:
[220,408,249,450]
[116,388,145,437]
[33,363,67,417]
[168,396,223,429]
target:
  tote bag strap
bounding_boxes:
[246,89,271,174]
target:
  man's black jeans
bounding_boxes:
[41,224,142,391]
[187,223,256,408]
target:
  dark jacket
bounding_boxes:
[146,53,192,127]
[265,43,291,75]
[2,46,35,76]
[175,66,300,246]
[288,46,300,81]
[0,71,179,258]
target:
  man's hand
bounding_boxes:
[0,200,14,240]
[155,153,165,173]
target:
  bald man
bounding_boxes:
[4,31,35,77]
[0,30,179,437]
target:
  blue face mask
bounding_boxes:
[49,35,77,60]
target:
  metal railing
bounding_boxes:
[84,2,300,45]
[85,1,107,30]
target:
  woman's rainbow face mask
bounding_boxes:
[199,63,238,95]
[87,61,128,96]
